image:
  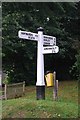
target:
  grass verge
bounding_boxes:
[2,80,78,118]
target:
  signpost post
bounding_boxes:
[36,27,45,99]
[18,27,59,100]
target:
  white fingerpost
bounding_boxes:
[36,27,45,86]
[18,27,59,100]
[36,27,45,100]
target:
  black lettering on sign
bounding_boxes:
[44,47,52,50]
[35,35,38,37]
[44,36,53,40]
[26,33,28,35]
[49,37,53,40]
[53,43,56,45]
[28,36,35,40]
[44,39,50,42]
[28,36,32,39]
[28,33,33,36]
[49,48,52,50]
[21,32,26,35]
[31,37,35,40]
[44,42,50,45]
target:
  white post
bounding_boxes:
[36,27,45,86]
[36,27,45,100]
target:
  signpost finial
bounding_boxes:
[37,27,44,32]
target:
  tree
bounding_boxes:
[75,52,80,80]
[2,2,78,83]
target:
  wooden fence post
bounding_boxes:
[56,80,58,91]
[53,72,58,100]
[4,84,7,100]
[23,81,25,93]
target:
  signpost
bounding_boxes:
[18,27,59,100]
[43,46,59,54]
[18,30,56,45]
[18,30,38,41]
[43,35,56,46]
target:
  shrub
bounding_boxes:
[71,51,80,80]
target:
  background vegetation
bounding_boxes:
[2,2,79,84]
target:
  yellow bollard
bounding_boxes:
[45,72,54,87]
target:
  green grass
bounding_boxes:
[0,91,2,96]
[2,80,78,118]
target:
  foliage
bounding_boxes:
[76,53,80,80]
[3,74,9,84]
[69,2,80,80]
[2,2,79,83]
[71,51,80,80]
